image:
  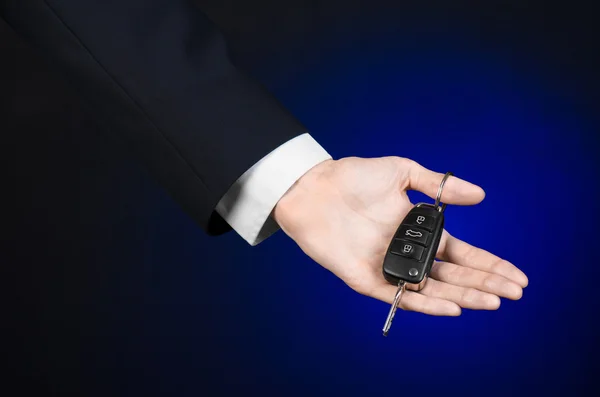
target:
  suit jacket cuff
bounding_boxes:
[216,133,332,245]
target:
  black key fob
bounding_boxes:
[381,171,453,336]
[382,203,445,291]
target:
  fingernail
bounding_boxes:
[458,180,485,201]
[450,305,461,316]
[519,272,529,288]
[509,284,523,299]
[488,295,501,309]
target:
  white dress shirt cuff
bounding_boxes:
[215,133,332,246]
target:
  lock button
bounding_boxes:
[404,212,436,231]
[390,240,424,261]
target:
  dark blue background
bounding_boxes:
[2,1,599,396]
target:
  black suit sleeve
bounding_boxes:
[0,0,307,235]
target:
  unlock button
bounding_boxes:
[390,240,424,261]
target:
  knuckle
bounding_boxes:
[397,158,419,178]
[445,263,463,284]
[459,288,470,304]
[482,273,497,290]
[451,266,464,284]
[464,245,479,266]
[396,157,415,168]
[490,258,508,274]
[460,288,478,304]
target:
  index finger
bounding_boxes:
[437,230,529,288]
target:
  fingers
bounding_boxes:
[370,267,514,316]
[372,277,502,315]
[430,261,523,300]
[372,282,461,316]
[438,231,529,288]
[419,278,501,310]
[405,159,485,205]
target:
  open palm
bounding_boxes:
[274,156,528,315]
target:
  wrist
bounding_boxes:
[273,158,337,233]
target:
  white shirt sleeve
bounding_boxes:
[215,133,332,246]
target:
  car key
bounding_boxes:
[381,171,453,336]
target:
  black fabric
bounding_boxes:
[0,0,306,235]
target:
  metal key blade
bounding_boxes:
[382,280,406,336]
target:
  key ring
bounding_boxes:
[434,171,454,212]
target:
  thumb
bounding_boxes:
[405,159,485,205]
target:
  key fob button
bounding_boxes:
[390,240,424,261]
[404,212,436,231]
[396,225,430,246]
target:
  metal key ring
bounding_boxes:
[434,171,454,212]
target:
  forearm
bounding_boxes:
[0,0,306,234]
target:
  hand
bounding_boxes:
[273,156,528,315]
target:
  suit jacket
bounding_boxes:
[0,0,307,235]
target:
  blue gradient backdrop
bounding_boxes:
[4,4,600,397]
[99,32,598,396]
